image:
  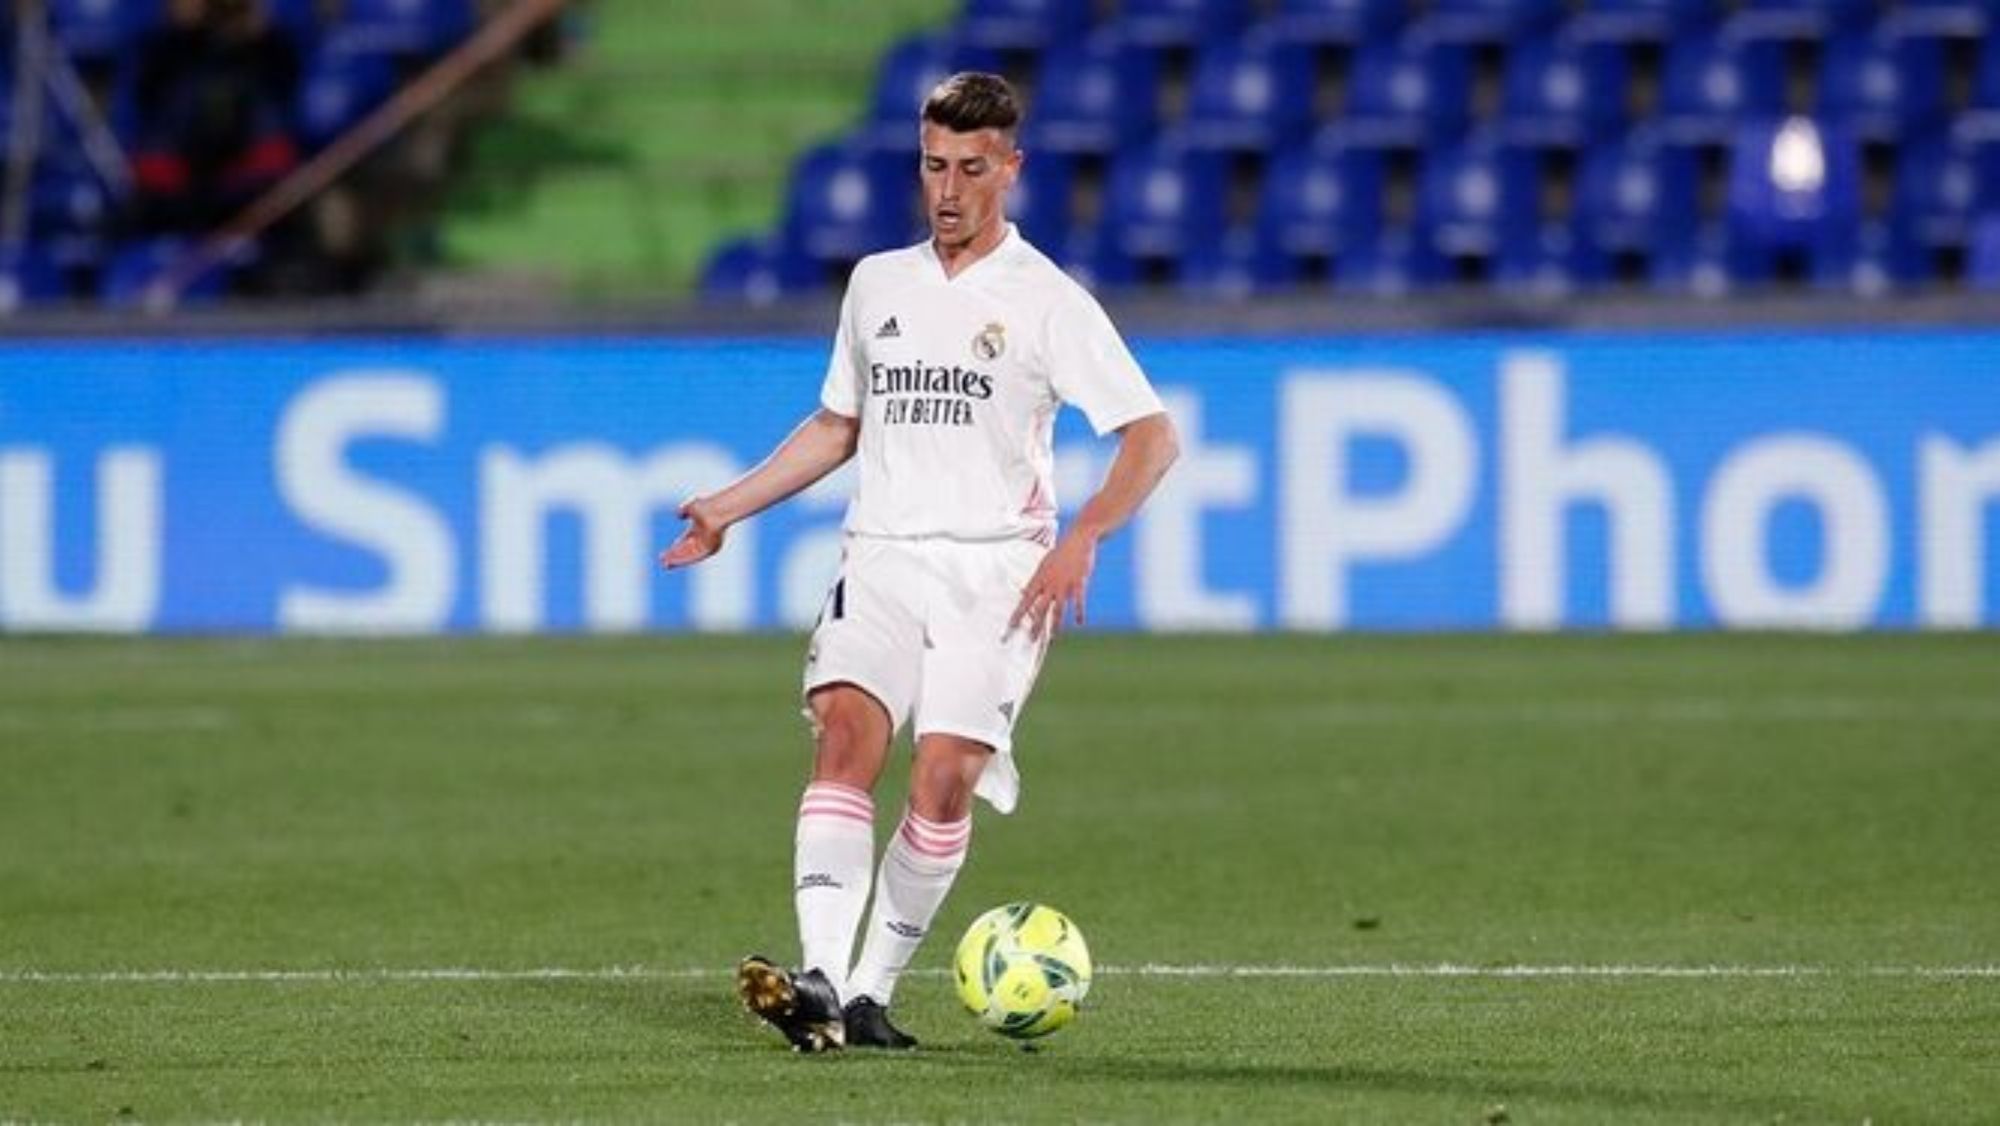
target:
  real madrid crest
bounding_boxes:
[972,322,1007,361]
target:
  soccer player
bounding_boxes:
[660,72,1179,1052]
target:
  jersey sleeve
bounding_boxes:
[1044,284,1165,436]
[818,283,864,418]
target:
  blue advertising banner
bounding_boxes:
[0,331,1994,632]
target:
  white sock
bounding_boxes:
[847,809,971,1006]
[793,781,875,1002]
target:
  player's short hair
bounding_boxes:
[921,72,1021,140]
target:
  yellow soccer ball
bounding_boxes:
[953,902,1093,1040]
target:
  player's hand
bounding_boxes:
[1009,531,1098,641]
[659,497,729,569]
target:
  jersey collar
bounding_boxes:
[924,222,1018,284]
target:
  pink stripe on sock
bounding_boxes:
[897,816,969,859]
[799,787,873,817]
[806,780,872,802]
[799,802,874,825]
[901,812,969,845]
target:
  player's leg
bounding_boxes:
[794,683,894,994]
[844,733,989,1049]
[739,684,896,1053]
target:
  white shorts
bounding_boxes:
[802,535,1051,814]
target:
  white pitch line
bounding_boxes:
[1,964,1996,985]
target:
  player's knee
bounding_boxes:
[909,739,988,821]
[810,694,887,787]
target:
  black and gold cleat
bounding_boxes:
[843,995,918,1050]
[735,955,845,1053]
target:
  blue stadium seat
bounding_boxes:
[1023,31,1161,156]
[1727,0,1875,42]
[47,0,153,60]
[0,241,68,309]
[338,0,478,56]
[1968,212,2000,289]
[296,35,400,148]
[1256,142,1385,261]
[1495,223,1612,296]
[699,236,821,304]
[1660,30,1788,144]
[1968,29,2000,117]
[1332,32,1474,147]
[781,142,911,263]
[1649,221,1771,294]
[1818,27,1949,141]
[1570,0,1721,43]
[1416,133,1542,261]
[1101,138,1229,261]
[1891,131,1995,249]
[1811,220,1930,294]
[957,0,1096,49]
[1883,0,1992,38]
[1498,36,1631,147]
[1007,148,1078,248]
[1052,224,1144,290]
[1418,0,1565,44]
[1576,127,1701,255]
[1179,228,1299,296]
[1180,33,1317,153]
[861,33,1003,152]
[1116,0,1254,50]
[99,237,232,305]
[266,0,326,47]
[29,150,113,238]
[1267,0,1405,47]
[1726,117,1862,254]
[1334,226,1447,293]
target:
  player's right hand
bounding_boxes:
[659,498,728,569]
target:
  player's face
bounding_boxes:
[919,122,1021,252]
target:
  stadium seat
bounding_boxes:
[1052,223,1144,289]
[1266,0,1405,47]
[338,0,478,57]
[1727,0,1875,42]
[1023,31,1161,156]
[296,34,400,148]
[0,241,68,310]
[861,33,1002,152]
[1660,30,1788,144]
[99,236,232,305]
[1418,0,1565,44]
[1007,147,1078,248]
[1100,138,1229,261]
[957,0,1096,49]
[1649,220,1771,293]
[1968,30,2000,117]
[47,0,153,60]
[1416,133,1542,261]
[1882,0,1992,38]
[28,150,113,238]
[1115,0,1255,50]
[1818,27,1949,141]
[1570,0,1722,44]
[1331,33,1474,147]
[265,0,326,47]
[1726,117,1862,254]
[1811,220,1930,294]
[1334,225,1447,293]
[1967,212,2000,289]
[699,236,821,305]
[1575,126,1702,255]
[1255,141,1385,261]
[1891,130,1996,249]
[1498,36,1631,148]
[780,142,912,263]
[1180,33,1317,154]
[1179,228,1299,296]
[1494,223,1612,296]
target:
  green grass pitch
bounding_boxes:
[3,633,1996,1122]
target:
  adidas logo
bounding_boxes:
[998,700,1016,723]
[875,316,901,339]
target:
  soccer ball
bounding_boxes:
[953,902,1093,1040]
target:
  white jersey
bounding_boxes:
[819,224,1164,543]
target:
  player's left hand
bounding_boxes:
[659,497,729,569]
[1010,532,1098,641]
